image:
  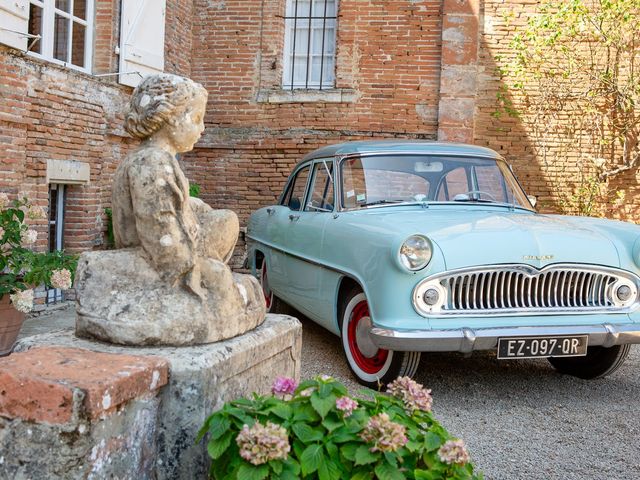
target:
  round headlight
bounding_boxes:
[399,235,432,271]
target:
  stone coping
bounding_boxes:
[0,346,169,424]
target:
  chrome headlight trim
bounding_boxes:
[396,234,433,272]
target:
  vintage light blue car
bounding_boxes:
[246,141,640,387]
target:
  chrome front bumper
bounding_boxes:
[369,324,640,353]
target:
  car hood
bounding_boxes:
[354,207,621,270]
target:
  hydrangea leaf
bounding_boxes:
[310,392,337,418]
[322,415,343,432]
[292,422,324,443]
[354,445,378,466]
[318,457,341,480]
[269,403,292,420]
[331,425,358,444]
[207,430,233,460]
[237,464,269,480]
[340,442,359,461]
[300,444,324,475]
[424,431,443,452]
[207,416,231,440]
[375,462,405,480]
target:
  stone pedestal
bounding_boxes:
[2,314,301,480]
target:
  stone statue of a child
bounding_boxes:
[75,75,265,345]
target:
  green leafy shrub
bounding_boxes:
[189,182,201,198]
[199,375,481,480]
[0,193,78,311]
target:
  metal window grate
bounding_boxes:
[283,0,337,90]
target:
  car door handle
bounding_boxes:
[288,214,300,221]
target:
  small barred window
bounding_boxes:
[283,0,337,90]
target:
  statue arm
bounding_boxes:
[128,158,196,284]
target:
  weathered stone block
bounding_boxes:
[75,249,264,346]
[12,314,302,480]
[0,347,168,479]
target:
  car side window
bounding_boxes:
[282,165,310,211]
[305,160,334,212]
[437,167,471,201]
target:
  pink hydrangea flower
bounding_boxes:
[272,376,297,396]
[437,439,471,465]
[236,421,290,465]
[51,269,72,290]
[335,396,358,417]
[0,192,8,209]
[359,413,407,453]
[387,376,433,413]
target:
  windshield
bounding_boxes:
[339,154,532,210]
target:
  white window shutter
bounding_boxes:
[119,0,166,88]
[0,0,29,51]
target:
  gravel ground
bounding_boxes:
[19,304,640,479]
[300,315,640,480]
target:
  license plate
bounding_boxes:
[497,335,588,359]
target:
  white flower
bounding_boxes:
[0,192,9,209]
[23,229,38,245]
[27,205,46,220]
[10,289,34,313]
[0,227,5,239]
[50,269,72,290]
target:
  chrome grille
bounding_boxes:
[445,269,616,311]
[412,264,640,316]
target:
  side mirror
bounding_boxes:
[527,195,537,208]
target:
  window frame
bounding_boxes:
[304,158,335,212]
[282,0,338,90]
[280,162,313,211]
[27,0,94,74]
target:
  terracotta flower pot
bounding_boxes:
[0,294,26,356]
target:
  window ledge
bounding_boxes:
[257,88,358,104]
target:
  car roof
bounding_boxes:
[299,140,502,165]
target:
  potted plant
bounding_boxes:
[0,193,78,356]
[199,375,481,479]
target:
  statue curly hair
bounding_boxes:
[124,74,208,140]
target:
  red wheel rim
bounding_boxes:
[261,263,272,310]
[347,300,389,374]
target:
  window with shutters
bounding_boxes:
[282,0,337,90]
[118,0,166,88]
[0,0,95,72]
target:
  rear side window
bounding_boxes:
[306,161,334,212]
[282,165,310,211]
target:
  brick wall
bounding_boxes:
[0,0,195,261]
[184,0,445,266]
[474,0,640,220]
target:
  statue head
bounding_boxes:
[124,74,208,152]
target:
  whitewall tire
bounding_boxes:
[340,288,421,389]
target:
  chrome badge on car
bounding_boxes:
[523,255,554,261]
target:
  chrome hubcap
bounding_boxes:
[355,315,378,358]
